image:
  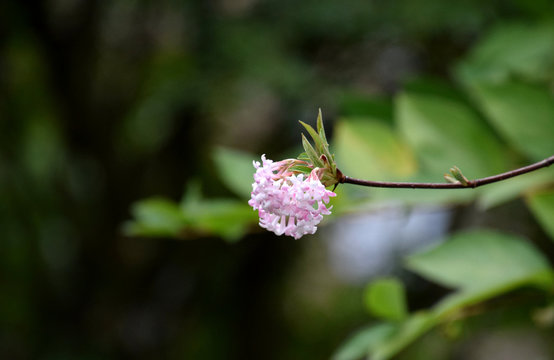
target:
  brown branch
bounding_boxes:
[340,155,554,189]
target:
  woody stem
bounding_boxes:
[340,155,554,189]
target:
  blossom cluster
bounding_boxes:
[248,155,336,239]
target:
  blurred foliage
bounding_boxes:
[335,230,554,360]
[364,278,408,322]
[527,189,554,240]
[124,182,256,241]
[125,10,554,359]
[1,0,554,359]
[127,19,554,242]
[334,118,416,181]
[127,11,554,360]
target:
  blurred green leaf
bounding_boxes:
[364,278,408,321]
[214,21,309,93]
[370,185,475,206]
[124,198,186,237]
[180,182,257,241]
[477,167,554,209]
[526,189,554,241]
[180,180,202,209]
[338,93,393,121]
[184,199,257,242]
[21,119,64,182]
[397,92,508,178]
[331,323,396,360]
[125,183,257,241]
[119,54,197,156]
[213,147,256,199]
[372,312,436,360]
[345,230,554,360]
[455,22,554,84]
[471,81,554,161]
[405,230,551,290]
[356,271,554,360]
[404,77,462,101]
[334,118,416,181]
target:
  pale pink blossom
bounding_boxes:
[248,155,336,239]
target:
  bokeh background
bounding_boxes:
[1,0,554,359]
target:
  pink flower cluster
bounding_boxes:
[248,155,336,239]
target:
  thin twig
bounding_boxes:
[340,155,554,189]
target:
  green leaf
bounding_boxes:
[302,133,323,167]
[184,199,257,242]
[180,182,257,241]
[180,180,201,209]
[338,92,393,121]
[365,269,553,360]
[297,152,310,161]
[288,165,313,174]
[527,189,554,241]
[299,120,324,152]
[212,147,256,199]
[372,312,436,360]
[449,166,469,186]
[368,230,553,359]
[471,81,554,161]
[455,22,554,85]
[125,182,258,241]
[341,230,554,360]
[370,185,475,206]
[331,323,396,360]
[397,92,508,178]
[300,111,336,173]
[404,76,463,101]
[124,198,186,237]
[364,278,408,321]
[405,230,551,290]
[333,117,416,181]
[317,108,329,146]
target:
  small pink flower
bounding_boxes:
[248,155,336,239]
